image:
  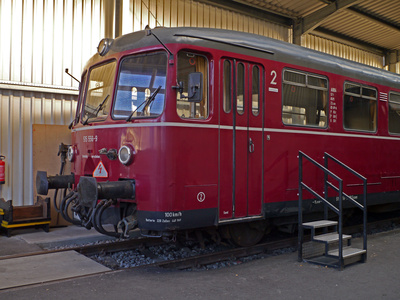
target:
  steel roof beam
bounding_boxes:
[347,7,400,33]
[293,0,359,45]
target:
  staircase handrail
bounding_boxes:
[298,151,368,269]
[324,152,367,255]
[298,151,346,267]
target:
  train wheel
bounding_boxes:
[228,220,267,247]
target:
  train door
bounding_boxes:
[219,59,263,221]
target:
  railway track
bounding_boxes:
[148,215,400,270]
[152,236,298,270]
[2,215,400,265]
[1,215,399,291]
[88,215,400,270]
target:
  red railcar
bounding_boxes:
[37,27,400,245]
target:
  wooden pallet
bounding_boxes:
[0,196,51,237]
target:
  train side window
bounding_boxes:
[237,63,245,115]
[176,52,209,119]
[282,69,328,127]
[388,92,400,134]
[252,65,260,116]
[343,83,377,132]
[223,60,232,113]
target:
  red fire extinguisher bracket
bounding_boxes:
[0,155,5,184]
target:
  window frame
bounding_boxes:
[112,51,168,120]
[388,91,400,135]
[74,71,87,126]
[251,65,260,116]
[343,81,378,133]
[236,62,245,116]
[223,60,232,113]
[282,68,329,128]
[81,59,117,124]
[176,50,209,120]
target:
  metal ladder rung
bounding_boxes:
[313,232,351,243]
[328,247,367,259]
[302,220,337,229]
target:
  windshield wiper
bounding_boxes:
[82,95,109,125]
[94,95,110,116]
[126,86,162,122]
[82,114,90,125]
[68,115,80,129]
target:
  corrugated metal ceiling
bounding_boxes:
[236,0,325,18]
[230,0,400,52]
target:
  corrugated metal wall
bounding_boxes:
[302,34,384,68]
[0,90,77,206]
[0,0,392,206]
[0,0,110,88]
[0,0,108,205]
[121,0,290,40]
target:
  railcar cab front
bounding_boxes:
[64,31,214,239]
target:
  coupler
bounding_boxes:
[77,176,136,238]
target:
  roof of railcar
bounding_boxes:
[88,27,400,89]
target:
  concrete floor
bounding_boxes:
[0,251,110,290]
[0,226,399,299]
[0,225,116,251]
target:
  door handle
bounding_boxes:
[249,138,255,153]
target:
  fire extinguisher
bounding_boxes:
[0,155,5,184]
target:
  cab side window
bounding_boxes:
[176,52,209,119]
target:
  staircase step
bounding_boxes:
[328,247,366,259]
[313,232,351,244]
[302,220,337,229]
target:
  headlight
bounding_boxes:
[118,145,134,165]
[67,146,75,162]
[97,38,113,56]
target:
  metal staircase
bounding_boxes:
[298,152,367,270]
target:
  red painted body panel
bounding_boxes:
[69,29,400,233]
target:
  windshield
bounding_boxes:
[82,61,117,123]
[113,52,167,119]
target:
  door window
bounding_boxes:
[236,63,245,115]
[223,60,232,113]
[252,66,260,116]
